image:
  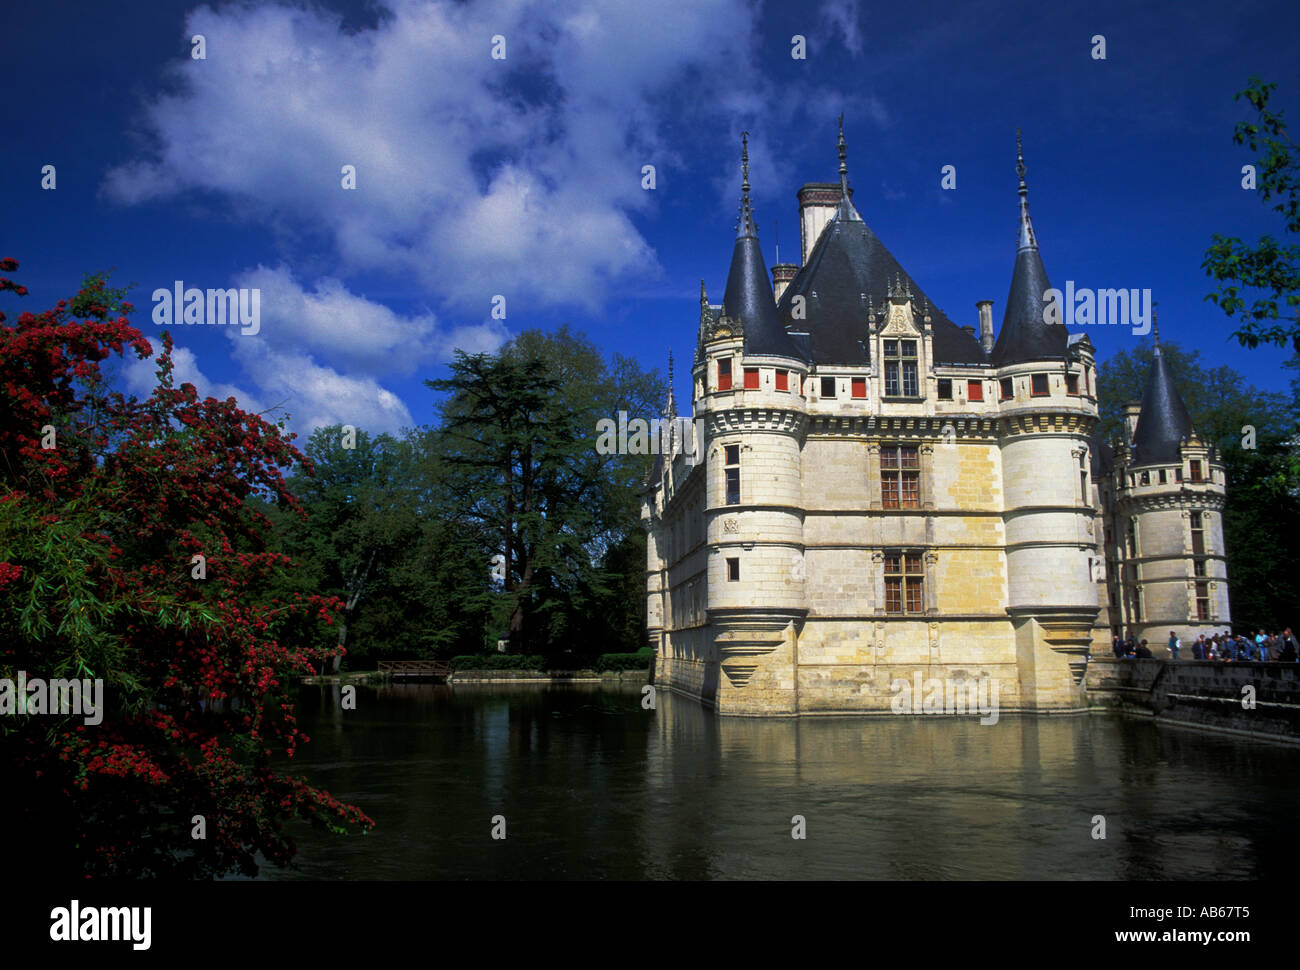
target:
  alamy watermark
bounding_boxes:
[1042,282,1151,336]
[0,671,103,726]
[151,281,260,335]
[595,412,703,456]
[890,672,1000,725]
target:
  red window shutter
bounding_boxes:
[744,367,759,389]
[717,359,732,391]
[775,370,789,391]
[852,377,866,398]
[967,380,983,402]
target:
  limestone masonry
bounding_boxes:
[641,125,1229,716]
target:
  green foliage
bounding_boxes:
[1203,77,1300,350]
[449,654,547,670]
[595,651,653,672]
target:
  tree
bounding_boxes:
[0,260,372,878]
[427,325,662,655]
[1203,77,1300,350]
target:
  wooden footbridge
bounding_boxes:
[377,660,453,682]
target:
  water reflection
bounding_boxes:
[262,683,1300,880]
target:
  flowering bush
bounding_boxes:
[0,260,372,878]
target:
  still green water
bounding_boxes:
[260,682,1299,880]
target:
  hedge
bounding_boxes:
[449,654,547,670]
[594,649,654,672]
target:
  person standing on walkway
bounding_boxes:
[1168,630,1180,660]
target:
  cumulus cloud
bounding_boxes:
[103,0,765,311]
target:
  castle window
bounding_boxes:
[1158,469,1167,484]
[1000,378,1013,401]
[884,551,924,614]
[1174,467,1183,482]
[718,358,732,392]
[1140,471,1150,486]
[1190,460,1203,483]
[967,380,983,402]
[1127,519,1138,557]
[776,370,789,392]
[937,379,952,400]
[883,340,919,397]
[1190,511,1204,555]
[1194,558,1206,577]
[1031,373,1049,396]
[727,557,740,582]
[852,377,867,398]
[1196,582,1209,620]
[821,376,836,398]
[724,445,740,506]
[744,367,759,390]
[881,445,920,509]
[1066,373,1080,395]
[1079,452,1088,503]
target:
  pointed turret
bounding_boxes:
[990,130,1068,366]
[721,133,801,359]
[1131,313,1195,465]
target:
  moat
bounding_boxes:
[259,682,1300,880]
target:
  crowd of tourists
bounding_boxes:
[1109,629,1300,662]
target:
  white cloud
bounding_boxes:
[818,0,863,56]
[103,0,764,312]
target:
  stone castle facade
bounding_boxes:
[642,126,1230,716]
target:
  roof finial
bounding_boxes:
[737,131,756,238]
[1152,306,1161,354]
[665,348,677,422]
[1015,128,1037,252]
[838,113,848,194]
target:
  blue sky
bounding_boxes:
[4,0,1299,438]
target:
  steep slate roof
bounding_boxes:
[1131,330,1196,466]
[989,132,1069,366]
[773,124,985,367]
[722,134,803,360]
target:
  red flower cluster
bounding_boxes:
[0,260,372,878]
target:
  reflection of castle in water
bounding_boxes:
[643,124,1229,716]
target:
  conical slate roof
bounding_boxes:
[774,122,984,366]
[722,134,802,360]
[990,132,1068,366]
[1131,335,1195,466]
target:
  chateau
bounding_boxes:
[642,124,1231,716]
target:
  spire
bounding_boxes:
[665,348,677,422]
[721,133,801,359]
[1016,128,1037,252]
[834,115,862,223]
[1152,307,1161,352]
[1132,316,1195,466]
[736,131,756,239]
[990,129,1066,366]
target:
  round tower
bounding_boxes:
[696,133,810,714]
[1114,319,1230,651]
[992,132,1099,704]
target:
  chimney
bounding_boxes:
[797,182,847,265]
[961,325,976,341]
[1124,401,1142,444]
[771,263,798,302]
[976,300,994,353]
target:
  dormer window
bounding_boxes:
[883,339,918,397]
[1190,460,1203,483]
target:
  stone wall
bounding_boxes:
[1086,658,1300,742]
